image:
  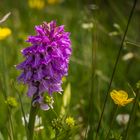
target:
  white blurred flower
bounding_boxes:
[88,4,98,10]
[122,52,134,61]
[109,31,119,36]
[34,126,44,132]
[22,114,44,131]
[81,22,93,29]
[116,114,130,125]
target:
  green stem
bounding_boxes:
[125,40,140,48]
[95,0,137,139]
[27,99,39,140]
[105,105,118,140]
[50,107,58,118]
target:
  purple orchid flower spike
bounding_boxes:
[16,21,72,110]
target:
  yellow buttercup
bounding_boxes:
[28,0,45,10]
[0,27,11,40]
[110,90,134,106]
[47,0,60,5]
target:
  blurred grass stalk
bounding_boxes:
[1,45,14,140]
[105,105,118,140]
[95,0,138,139]
[13,83,28,135]
[1,45,8,98]
[85,5,98,140]
[124,89,140,140]
[8,107,14,140]
[0,12,14,140]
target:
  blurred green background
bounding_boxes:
[0,0,140,139]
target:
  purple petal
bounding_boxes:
[27,84,37,97]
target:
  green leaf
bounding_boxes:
[0,131,4,140]
[60,83,71,116]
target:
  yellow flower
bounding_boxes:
[47,0,60,5]
[0,27,11,40]
[28,0,45,10]
[65,117,75,127]
[5,97,18,108]
[110,90,134,106]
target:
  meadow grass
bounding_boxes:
[0,0,140,140]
